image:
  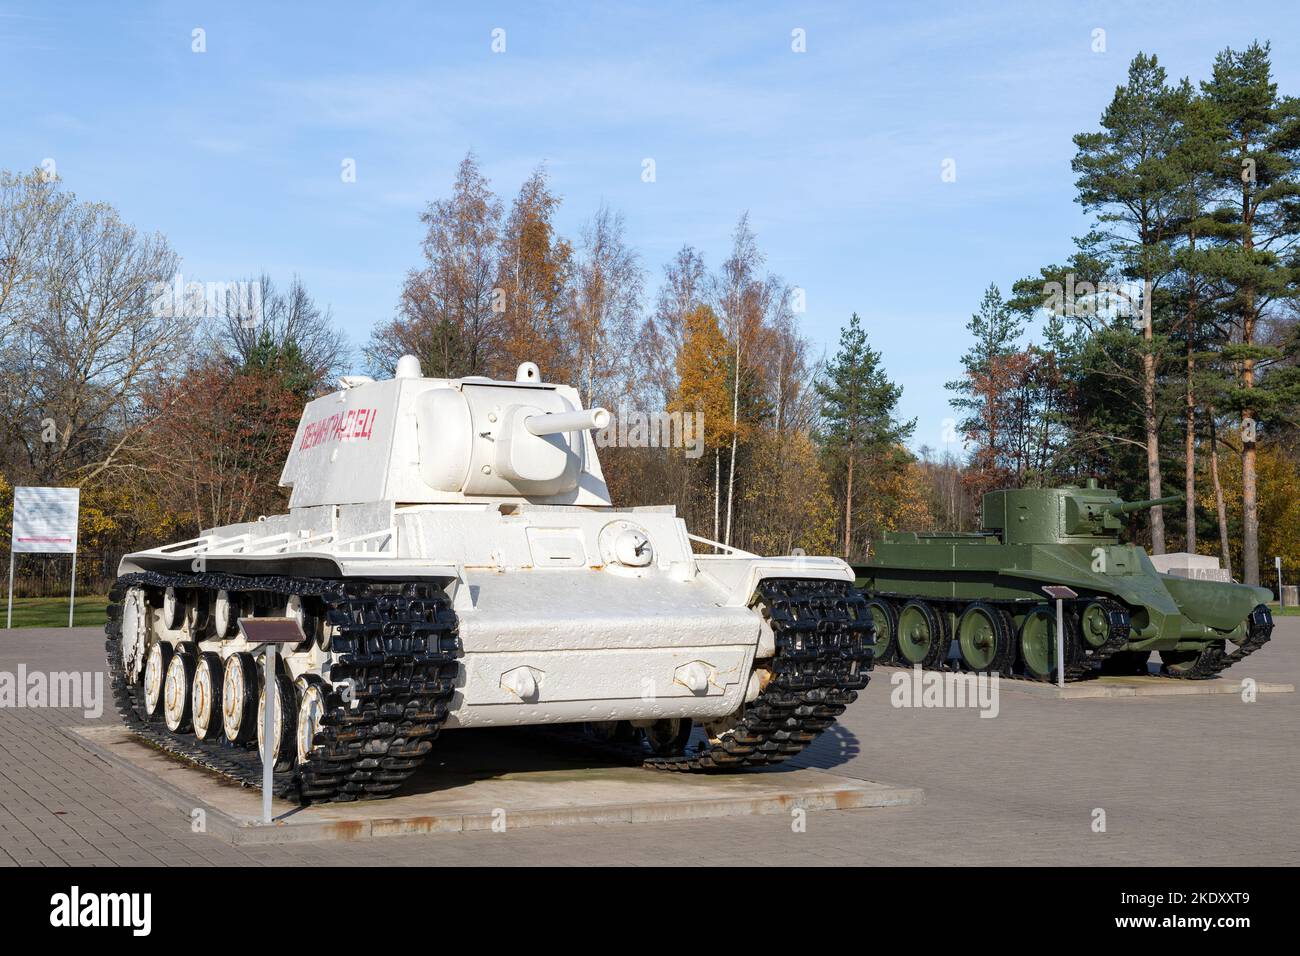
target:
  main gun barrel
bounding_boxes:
[524,407,611,436]
[1105,494,1183,515]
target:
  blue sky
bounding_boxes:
[3,1,1298,453]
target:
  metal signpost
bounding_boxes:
[1041,585,1078,689]
[8,486,80,628]
[1276,556,1284,609]
[236,618,305,824]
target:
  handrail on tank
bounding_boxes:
[687,533,759,558]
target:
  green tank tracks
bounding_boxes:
[105,570,458,803]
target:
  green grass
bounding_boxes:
[1,595,109,629]
[1268,602,1300,617]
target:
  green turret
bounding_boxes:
[854,480,1274,682]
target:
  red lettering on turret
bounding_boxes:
[299,408,378,451]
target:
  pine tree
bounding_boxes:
[1072,52,1188,553]
[1200,41,1300,584]
[817,313,915,559]
[946,283,1025,491]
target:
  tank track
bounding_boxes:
[545,577,874,771]
[105,570,459,803]
[1159,604,1274,680]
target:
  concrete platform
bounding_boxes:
[876,664,1294,699]
[69,725,924,846]
[1005,675,1295,699]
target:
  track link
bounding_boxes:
[105,570,459,803]
[1159,604,1274,680]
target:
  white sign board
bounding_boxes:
[12,486,80,554]
[7,486,81,628]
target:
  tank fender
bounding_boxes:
[694,555,854,607]
[1159,574,1273,632]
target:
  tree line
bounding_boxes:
[948,42,1300,588]
[0,155,925,595]
[1,39,1294,597]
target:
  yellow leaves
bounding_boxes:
[742,429,839,556]
[1198,439,1300,580]
[855,455,935,543]
[670,305,739,449]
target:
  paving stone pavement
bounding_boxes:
[1,617,1297,866]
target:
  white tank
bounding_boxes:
[106,358,874,802]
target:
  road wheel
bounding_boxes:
[191,652,224,741]
[1018,604,1081,681]
[642,718,692,757]
[142,641,172,718]
[1078,598,1116,650]
[864,597,899,665]
[956,602,1015,674]
[295,676,329,766]
[222,651,259,744]
[162,648,195,732]
[258,672,299,772]
[895,599,947,669]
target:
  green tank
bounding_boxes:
[854,480,1275,681]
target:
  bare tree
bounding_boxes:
[15,199,187,484]
[367,151,504,379]
[213,273,349,388]
[640,244,707,407]
[571,202,643,407]
[712,213,771,546]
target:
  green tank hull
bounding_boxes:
[854,481,1275,680]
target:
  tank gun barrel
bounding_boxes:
[1105,494,1183,515]
[524,407,611,436]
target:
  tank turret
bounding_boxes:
[981,479,1182,545]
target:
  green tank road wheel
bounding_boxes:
[895,599,946,669]
[1078,599,1113,650]
[1017,604,1081,681]
[864,597,898,665]
[956,602,1015,674]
